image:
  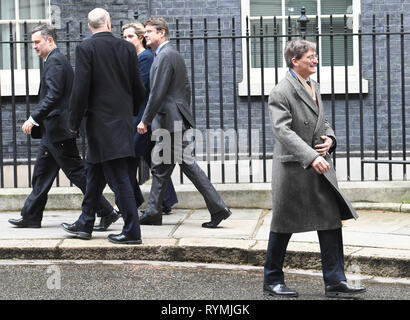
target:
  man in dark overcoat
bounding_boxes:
[61,8,145,244]
[8,24,119,230]
[264,39,366,298]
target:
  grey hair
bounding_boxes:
[88,8,110,29]
[31,24,57,42]
[284,39,316,68]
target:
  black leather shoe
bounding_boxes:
[8,217,41,228]
[61,222,91,240]
[325,281,366,298]
[139,211,162,225]
[202,208,232,228]
[107,233,142,245]
[93,209,121,231]
[162,206,173,215]
[263,284,299,297]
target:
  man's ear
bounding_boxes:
[47,36,54,46]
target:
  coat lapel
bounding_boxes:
[286,72,318,116]
[312,80,324,136]
[38,48,59,96]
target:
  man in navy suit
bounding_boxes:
[62,8,146,244]
[8,24,119,230]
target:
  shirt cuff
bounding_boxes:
[28,116,39,126]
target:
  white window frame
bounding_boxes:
[0,0,51,96]
[239,0,368,96]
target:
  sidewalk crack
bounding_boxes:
[250,209,269,239]
[169,209,195,238]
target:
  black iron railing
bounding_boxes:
[1,8,410,188]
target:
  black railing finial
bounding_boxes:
[298,7,309,38]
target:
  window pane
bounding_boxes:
[321,0,352,15]
[0,24,17,70]
[19,23,41,69]
[19,0,48,20]
[250,0,282,17]
[285,0,317,16]
[250,20,283,69]
[0,1,15,20]
[321,18,353,66]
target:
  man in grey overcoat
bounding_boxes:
[263,39,366,298]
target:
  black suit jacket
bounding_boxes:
[69,32,145,163]
[31,48,76,143]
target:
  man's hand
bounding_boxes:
[311,156,330,175]
[22,120,34,135]
[137,121,148,135]
[69,129,78,134]
[314,135,333,157]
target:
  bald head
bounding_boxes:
[88,8,111,32]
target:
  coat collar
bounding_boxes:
[44,47,58,63]
[155,41,172,57]
[91,31,113,38]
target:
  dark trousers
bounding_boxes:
[145,132,226,216]
[76,157,143,239]
[134,123,178,211]
[264,229,347,286]
[21,138,113,222]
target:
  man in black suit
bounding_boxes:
[137,17,231,228]
[61,8,146,244]
[8,24,119,230]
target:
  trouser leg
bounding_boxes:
[48,139,114,217]
[146,161,175,216]
[76,162,107,233]
[317,228,347,286]
[102,158,141,239]
[21,141,59,222]
[178,137,226,215]
[264,231,292,285]
[162,177,178,211]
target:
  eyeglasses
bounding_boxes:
[306,54,319,61]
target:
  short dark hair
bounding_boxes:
[144,17,169,40]
[31,24,58,42]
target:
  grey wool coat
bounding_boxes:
[268,71,358,234]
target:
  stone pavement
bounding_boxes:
[0,206,409,279]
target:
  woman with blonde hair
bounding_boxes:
[122,22,178,216]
